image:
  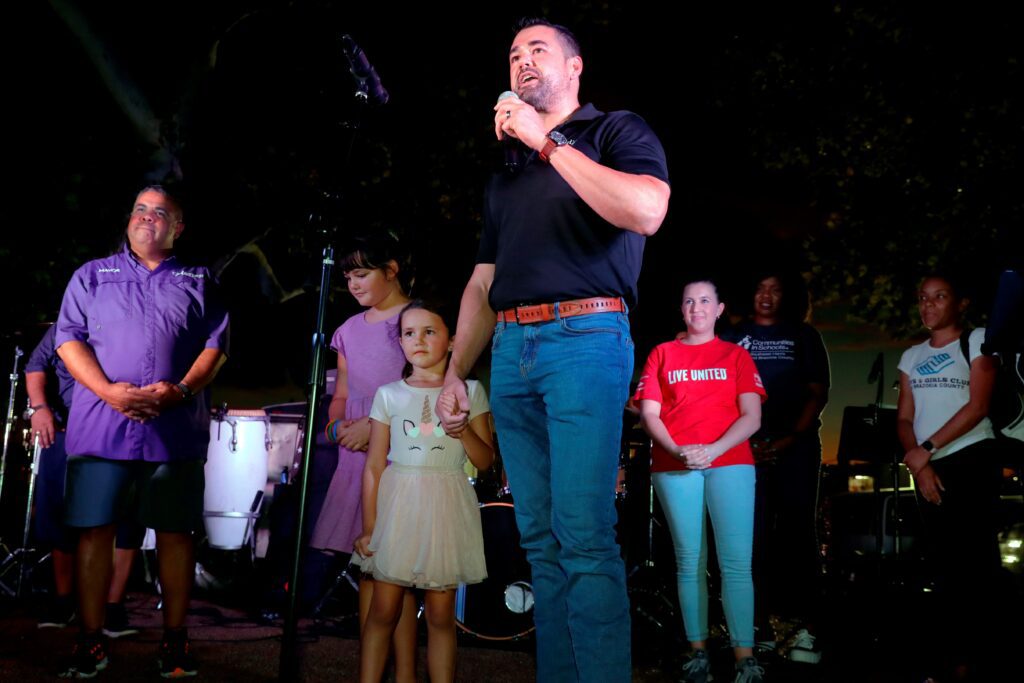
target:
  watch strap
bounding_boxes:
[539,137,558,163]
[539,131,568,163]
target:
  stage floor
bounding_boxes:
[4,584,1021,682]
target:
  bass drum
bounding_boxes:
[455,502,535,641]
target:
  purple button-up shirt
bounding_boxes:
[26,325,75,423]
[55,246,230,462]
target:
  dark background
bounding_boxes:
[6,1,1022,454]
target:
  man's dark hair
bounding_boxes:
[136,184,185,221]
[514,17,581,58]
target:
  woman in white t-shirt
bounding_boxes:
[896,274,1002,682]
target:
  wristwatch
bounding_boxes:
[539,130,569,162]
[175,382,194,400]
[920,439,938,454]
[25,404,49,417]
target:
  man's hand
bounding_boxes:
[30,407,56,448]
[101,382,159,421]
[436,377,470,437]
[127,381,184,418]
[494,97,548,150]
[338,417,372,452]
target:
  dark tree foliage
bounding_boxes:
[708,3,1021,336]
[9,1,1020,360]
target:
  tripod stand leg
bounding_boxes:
[312,560,360,619]
[14,437,44,597]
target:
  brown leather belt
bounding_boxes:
[496,296,625,325]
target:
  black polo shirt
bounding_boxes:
[478,103,669,311]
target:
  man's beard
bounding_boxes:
[518,76,561,113]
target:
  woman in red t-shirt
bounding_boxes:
[635,278,767,683]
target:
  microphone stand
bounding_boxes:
[0,433,44,598]
[872,355,904,582]
[0,346,24,509]
[279,237,335,679]
[0,346,26,597]
[279,36,381,679]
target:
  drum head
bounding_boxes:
[456,502,535,641]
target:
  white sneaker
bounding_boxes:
[787,628,821,664]
[753,624,777,654]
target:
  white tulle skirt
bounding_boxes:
[363,463,487,590]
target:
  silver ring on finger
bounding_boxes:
[505,110,511,119]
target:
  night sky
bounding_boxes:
[8,1,1021,462]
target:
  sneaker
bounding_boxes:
[102,602,139,639]
[733,656,765,683]
[157,631,198,679]
[39,595,76,629]
[787,628,822,664]
[680,649,713,683]
[58,635,109,679]
[753,624,776,655]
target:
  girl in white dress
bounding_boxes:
[356,300,493,683]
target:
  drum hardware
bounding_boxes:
[456,502,535,641]
[263,404,306,490]
[620,438,682,660]
[835,355,910,584]
[204,490,264,553]
[311,555,361,621]
[0,431,47,598]
[0,345,25,514]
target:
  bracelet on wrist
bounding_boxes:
[325,419,341,443]
[175,382,194,400]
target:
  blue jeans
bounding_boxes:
[490,310,633,683]
[653,465,756,648]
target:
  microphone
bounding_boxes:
[497,91,523,173]
[340,34,389,105]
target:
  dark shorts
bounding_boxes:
[64,456,205,534]
[33,432,76,552]
[35,436,146,550]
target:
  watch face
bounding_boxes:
[548,131,569,145]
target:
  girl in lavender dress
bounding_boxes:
[311,234,418,682]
